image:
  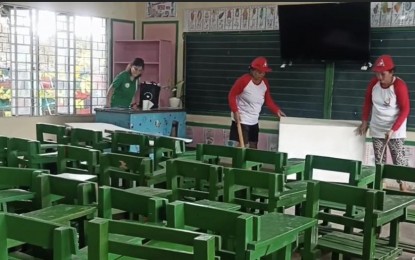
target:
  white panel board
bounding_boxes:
[278,117,366,183]
[65,122,192,143]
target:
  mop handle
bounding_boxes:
[379,136,391,163]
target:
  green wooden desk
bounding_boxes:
[22,204,96,248]
[359,165,377,187]
[0,189,34,204]
[125,186,172,198]
[22,204,96,225]
[194,199,241,211]
[0,189,35,212]
[285,165,377,216]
[285,167,376,190]
[376,194,415,248]
[248,212,317,259]
[284,158,306,181]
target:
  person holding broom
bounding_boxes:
[228,56,285,149]
[357,54,410,191]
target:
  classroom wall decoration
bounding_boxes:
[146,2,176,18]
[183,2,415,32]
[371,2,415,27]
[183,5,279,32]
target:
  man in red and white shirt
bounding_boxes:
[228,56,285,149]
[357,54,410,190]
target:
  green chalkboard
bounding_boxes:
[184,31,326,119]
[184,28,415,129]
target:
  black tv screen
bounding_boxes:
[278,2,371,61]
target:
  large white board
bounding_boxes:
[278,117,366,183]
[65,122,193,143]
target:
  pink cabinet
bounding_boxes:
[113,40,174,107]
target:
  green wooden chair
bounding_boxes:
[0,166,47,213]
[196,143,262,170]
[70,127,111,151]
[167,200,316,260]
[0,212,79,260]
[223,167,306,214]
[7,137,58,169]
[167,200,257,259]
[36,123,70,148]
[0,136,8,166]
[152,137,198,189]
[111,130,152,157]
[153,135,196,169]
[240,148,305,182]
[99,152,152,187]
[99,152,170,197]
[22,174,97,248]
[302,181,401,260]
[196,144,242,167]
[111,131,170,187]
[289,155,376,230]
[286,154,375,190]
[56,145,100,182]
[166,159,240,210]
[98,185,167,224]
[87,217,219,260]
[375,163,415,224]
[375,163,415,253]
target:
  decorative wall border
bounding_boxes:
[183,5,278,32]
[183,2,415,32]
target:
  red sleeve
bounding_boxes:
[362,77,378,121]
[263,79,281,115]
[391,78,410,131]
[228,74,251,113]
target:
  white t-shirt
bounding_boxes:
[369,79,407,138]
[228,73,281,125]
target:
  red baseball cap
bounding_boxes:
[372,55,395,72]
[250,57,272,73]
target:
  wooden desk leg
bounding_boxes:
[302,226,318,260]
[276,242,292,260]
[389,218,400,247]
[76,217,90,248]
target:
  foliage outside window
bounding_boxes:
[0,4,108,117]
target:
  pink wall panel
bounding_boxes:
[185,126,279,151]
[143,23,177,64]
[257,133,269,151]
[113,22,134,41]
[112,21,134,79]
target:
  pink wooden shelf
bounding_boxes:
[113,39,174,108]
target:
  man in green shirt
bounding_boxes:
[106,58,144,109]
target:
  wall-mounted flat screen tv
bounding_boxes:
[278,2,371,61]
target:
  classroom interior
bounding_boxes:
[0,1,414,259]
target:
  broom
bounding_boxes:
[236,121,245,148]
[379,136,391,164]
